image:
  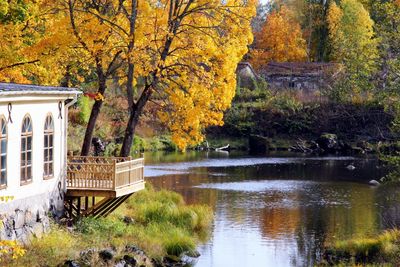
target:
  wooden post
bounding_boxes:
[85,196,89,211]
[68,198,73,219]
[77,197,81,217]
[113,159,116,190]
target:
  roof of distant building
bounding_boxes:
[0,83,81,96]
[258,62,342,77]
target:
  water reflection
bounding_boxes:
[144,152,397,267]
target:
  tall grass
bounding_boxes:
[323,229,400,266]
[8,185,213,266]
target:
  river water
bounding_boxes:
[144,151,400,267]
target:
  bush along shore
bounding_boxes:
[2,186,213,267]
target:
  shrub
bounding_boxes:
[77,96,91,124]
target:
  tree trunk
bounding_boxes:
[80,100,104,156]
[81,62,107,156]
[119,85,152,157]
[119,0,186,157]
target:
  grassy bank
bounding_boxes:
[4,186,213,266]
[321,230,400,266]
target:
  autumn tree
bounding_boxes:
[327,0,378,100]
[249,5,307,70]
[0,1,50,83]
[119,0,257,153]
[284,0,333,62]
[60,0,256,154]
[54,0,132,156]
[370,0,400,92]
[369,1,400,132]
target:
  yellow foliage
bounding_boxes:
[0,0,257,151]
[0,240,26,262]
[327,0,378,95]
[249,5,307,70]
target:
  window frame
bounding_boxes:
[0,116,7,190]
[43,114,54,179]
[21,114,33,185]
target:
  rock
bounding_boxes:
[14,210,25,229]
[36,207,46,222]
[92,137,105,156]
[123,255,137,266]
[316,133,338,153]
[24,211,35,226]
[125,245,145,256]
[164,254,183,266]
[123,216,135,225]
[79,248,97,265]
[114,260,126,267]
[369,180,380,186]
[249,135,270,154]
[357,141,373,153]
[30,222,44,238]
[99,248,115,261]
[346,164,356,171]
[63,260,81,267]
[185,250,200,258]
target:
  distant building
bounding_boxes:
[237,62,342,94]
[258,62,342,91]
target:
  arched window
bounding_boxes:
[0,117,7,189]
[21,115,33,184]
[43,114,54,179]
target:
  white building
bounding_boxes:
[0,83,80,242]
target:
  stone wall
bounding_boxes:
[0,185,64,244]
[266,75,322,91]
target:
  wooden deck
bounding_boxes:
[66,156,145,198]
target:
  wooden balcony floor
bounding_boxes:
[66,180,145,198]
[66,156,145,198]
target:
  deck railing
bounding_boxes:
[67,156,144,191]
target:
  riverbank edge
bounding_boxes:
[320,229,400,266]
[121,134,399,157]
[3,186,213,267]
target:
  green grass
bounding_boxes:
[7,185,213,266]
[322,229,400,266]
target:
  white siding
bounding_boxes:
[0,99,66,201]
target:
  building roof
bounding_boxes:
[258,62,342,77]
[0,83,81,96]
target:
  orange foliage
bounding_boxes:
[249,6,307,70]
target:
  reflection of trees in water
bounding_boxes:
[258,183,379,266]
[148,155,388,266]
[292,207,328,267]
[219,159,384,183]
[375,184,400,229]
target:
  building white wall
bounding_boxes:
[0,99,66,203]
[0,93,78,242]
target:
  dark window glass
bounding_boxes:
[21,115,33,184]
[44,115,54,178]
[0,117,7,188]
